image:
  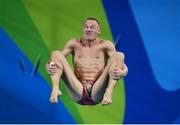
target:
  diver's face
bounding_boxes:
[83,20,100,41]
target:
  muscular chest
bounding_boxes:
[74,45,104,60]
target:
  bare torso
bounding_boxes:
[72,38,108,82]
[49,18,127,105]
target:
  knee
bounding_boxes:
[108,52,125,75]
[51,50,64,61]
[51,50,63,68]
[113,52,124,60]
[51,50,61,59]
[111,52,125,67]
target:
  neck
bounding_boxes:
[81,38,98,47]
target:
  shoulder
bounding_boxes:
[100,39,115,49]
[67,38,78,44]
[100,39,114,46]
[65,38,79,47]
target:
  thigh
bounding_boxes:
[55,52,83,102]
[91,54,118,102]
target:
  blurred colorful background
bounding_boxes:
[0,0,179,123]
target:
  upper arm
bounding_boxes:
[104,40,116,57]
[104,40,125,62]
[61,39,76,57]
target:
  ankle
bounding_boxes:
[105,87,112,93]
[52,86,59,91]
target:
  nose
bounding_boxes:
[87,27,91,32]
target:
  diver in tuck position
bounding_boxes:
[46,18,128,105]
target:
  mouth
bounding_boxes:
[85,32,91,35]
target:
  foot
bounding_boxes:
[101,89,112,106]
[49,89,62,103]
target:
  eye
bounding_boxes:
[84,24,88,28]
[90,26,95,29]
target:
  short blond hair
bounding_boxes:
[84,17,100,27]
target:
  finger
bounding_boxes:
[48,68,56,72]
[116,69,124,75]
[114,72,121,77]
[49,72,57,75]
[49,68,57,72]
[49,69,57,73]
[48,71,56,75]
[118,68,127,77]
[50,71,57,75]
[113,68,121,72]
[114,66,122,70]
[113,70,120,74]
[112,72,120,77]
[49,65,57,69]
[49,65,57,68]
[49,69,57,72]
[114,67,119,70]
[48,72,55,75]
[112,75,121,80]
[49,73,56,76]
[49,70,57,74]
[115,67,123,72]
[113,68,118,71]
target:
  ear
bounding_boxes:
[97,28,101,34]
